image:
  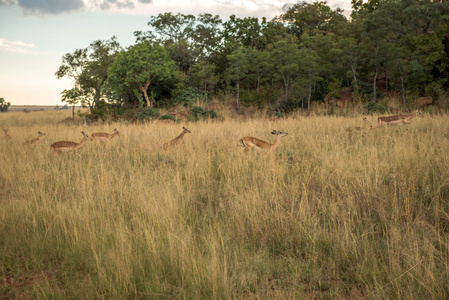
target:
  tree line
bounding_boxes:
[56,0,449,117]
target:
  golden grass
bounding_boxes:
[1,110,448,299]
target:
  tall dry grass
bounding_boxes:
[1,110,448,299]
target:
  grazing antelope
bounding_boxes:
[50,131,93,154]
[3,129,11,139]
[23,131,46,145]
[162,127,191,150]
[377,110,424,126]
[240,130,289,152]
[91,128,120,142]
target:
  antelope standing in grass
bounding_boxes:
[91,128,120,142]
[3,129,11,140]
[240,130,289,153]
[377,110,424,127]
[23,131,46,145]
[162,127,191,150]
[50,131,93,154]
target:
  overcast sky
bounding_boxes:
[0,0,352,106]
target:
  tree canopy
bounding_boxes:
[57,0,449,116]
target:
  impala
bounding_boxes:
[162,127,191,150]
[377,110,423,126]
[23,131,46,145]
[50,131,93,154]
[3,129,11,139]
[240,130,289,152]
[91,128,120,141]
[346,117,368,136]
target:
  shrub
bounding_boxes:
[159,115,177,122]
[174,87,209,107]
[136,107,160,121]
[189,106,217,121]
[364,101,387,114]
[0,97,11,112]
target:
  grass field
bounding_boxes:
[1,110,448,299]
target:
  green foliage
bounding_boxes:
[0,97,11,112]
[107,41,177,107]
[189,106,217,121]
[56,37,121,112]
[57,1,449,114]
[136,107,160,121]
[364,101,387,114]
[327,78,343,98]
[159,114,177,122]
[174,87,209,107]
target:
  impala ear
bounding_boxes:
[82,131,86,136]
[271,130,277,134]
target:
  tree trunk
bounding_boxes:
[351,65,358,90]
[373,67,378,102]
[284,75,289,99]
[139,79,152,107]
[236,80,240,110]
[400,73,406,104]
[257,73,261,94]
[307,82,312,111]
[72,105,75,120]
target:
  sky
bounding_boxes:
[0,0,352,106]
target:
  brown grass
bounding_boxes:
[0,110,448,299]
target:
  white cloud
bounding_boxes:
[0,38,46,55]
[101,0,288,19]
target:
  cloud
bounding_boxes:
[17,0,85,15]
[0,0,142,15]
[0,38,46,55]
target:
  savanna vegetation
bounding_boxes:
[0,107,448,298]
[2,0,449,298]
[55,0,449,121]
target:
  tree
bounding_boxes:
[270,38,302,100]
[246,48,271,94]
[135,13,223,70]
[56,37,121,112]
[191,60,219,91]
[107,41,177,107]
[298,35,323,110]
[0,98,11,112]
[226,47,250,110]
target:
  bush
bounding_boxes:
[174,87,209,107]
[189,106,217,121]
[136,107,160,121]
[159,115,177,122]
[0,97,11,112]
[364,101,387,115]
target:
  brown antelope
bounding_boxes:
[346,117,369,136]
[50,131,93,154]
[91,128,120,142]
[3,129,11,139]
[240,130,289,152]
[162,127,191,150]
[23,131,46,145]
[377,110,424,126]
[415,97,432,108]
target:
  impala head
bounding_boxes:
[271,130,288,137]
[182,127,191,133]
[81,131,94,141]
[114,128,120,137]
[416,110,424,118]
